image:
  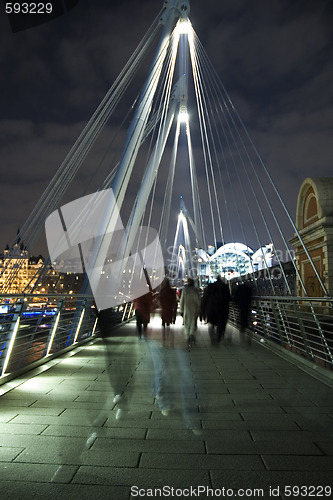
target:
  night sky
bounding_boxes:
[1,0,333,257]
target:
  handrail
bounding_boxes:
[229,295,333,373]
[0,293,134,385]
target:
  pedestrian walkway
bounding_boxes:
[0,314,332,499]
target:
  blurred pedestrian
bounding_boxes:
[234,282,252,344]
[179,277,201,347]
[159,277,177,346]
[148,335,201,434]
[133,291,152,339]
[159,277,177,327]
[97,307,138,420]
[201,276,231,345]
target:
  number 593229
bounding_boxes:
[5,3,53,14]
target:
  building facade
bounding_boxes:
[0,243,44,294]
[290,177,333,297]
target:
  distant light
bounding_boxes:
[178,108,189,124]
[176,18,191,35]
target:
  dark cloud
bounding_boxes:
[1,0,332,255]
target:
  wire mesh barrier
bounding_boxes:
[0,294,134,383]
[229,296,333,372]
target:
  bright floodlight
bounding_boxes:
[178,107,189,123]
[177,18,191,35]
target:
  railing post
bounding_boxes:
[121,303,129,322]
[271,299,290,346]
[254,298,270,339]
[308,301,333,364]
[127,302,134,320]
[292,301,313,360]
[73,299,86,344]
[45,298,64,356]
[0,298,24,377]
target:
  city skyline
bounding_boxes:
[1,0,333,256]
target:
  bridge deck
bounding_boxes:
[0,315,332,499]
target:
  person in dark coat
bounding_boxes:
[234,282,252,334]
[159,277,177,346]
[201,276,231,345]
[159,277,177,327]
[133,291,152,339]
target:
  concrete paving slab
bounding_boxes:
[316,441,333,455]
[2,482,131,500]
[0,422,48,434]
[0,447,24,462]
[262,455,333,471]
[210,469,332,489]
[4,406,70,417]
[139,452,265,470]
[42,424,147,439]
[72,465,211,487]
[91,436,206,454]
[16,446,141,467]
[202,416,301,431]
[286,415,333,431]
[1,462,78,483]
[251,430,333,442]
[205,438,322,455]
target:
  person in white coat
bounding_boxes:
[179,278,201,347]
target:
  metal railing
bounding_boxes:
[0,294,134,384]
[2,292,332,383]
[229,296,333,372]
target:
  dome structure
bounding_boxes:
[209,242,254,280]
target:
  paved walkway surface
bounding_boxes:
[0,314,333,499]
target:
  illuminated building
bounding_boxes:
[0,243,44,294]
